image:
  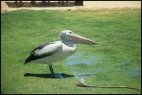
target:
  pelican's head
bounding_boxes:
[60,30,96,45]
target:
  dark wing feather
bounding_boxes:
[24,41,62,64]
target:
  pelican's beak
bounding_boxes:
[68,32,96,45]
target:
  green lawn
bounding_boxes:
[1,8,141,94]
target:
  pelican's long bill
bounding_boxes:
[68,32,96,45]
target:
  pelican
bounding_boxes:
[24,30,96,78]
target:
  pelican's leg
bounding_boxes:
[49,65,55,78]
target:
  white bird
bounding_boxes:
[24,30,96,78]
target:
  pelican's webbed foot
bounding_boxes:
[49,65,63,78]
[49,65,55,78]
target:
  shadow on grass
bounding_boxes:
[24,73,96,79]
[24,73,74,79]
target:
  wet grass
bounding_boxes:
[1,8,141,94]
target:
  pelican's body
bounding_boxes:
[25,30,95,78]
[25,41,77,65]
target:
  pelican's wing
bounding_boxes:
[24,41,62,64]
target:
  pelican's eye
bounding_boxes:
[69,32,72,34]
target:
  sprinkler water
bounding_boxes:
[67,53,141,93]
[76,78,88,87]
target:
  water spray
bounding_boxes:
[67,53,141,93]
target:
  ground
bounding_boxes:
[1,8,141,94]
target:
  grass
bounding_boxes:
[1,8,141,94]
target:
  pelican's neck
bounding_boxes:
[60,36,77,47]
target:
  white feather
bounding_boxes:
[34,41,62,56]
